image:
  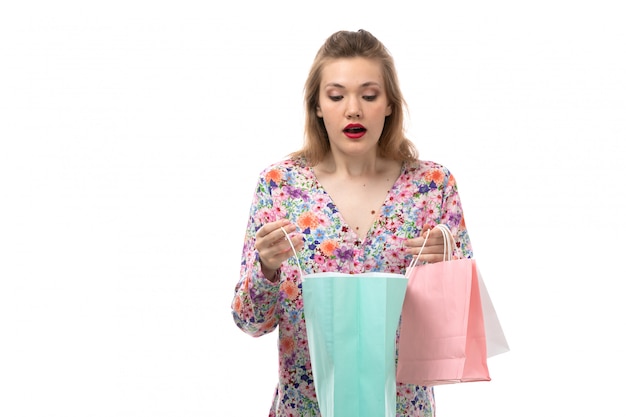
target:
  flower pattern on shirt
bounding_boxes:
[232,157,472,417]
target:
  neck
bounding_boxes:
[317,152,384,178]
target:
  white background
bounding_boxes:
[1,1,625,416]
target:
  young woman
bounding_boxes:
[231,29,473,417]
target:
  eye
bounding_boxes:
[329,95,343,102]
[363,95,377,101]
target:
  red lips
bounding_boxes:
[343,123,366,139]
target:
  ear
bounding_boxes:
[316,106,323,118]
[385,103,392,116]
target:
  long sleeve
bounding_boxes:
[405,162,473,261]
[231,172,282,337]
[439,170,473,260]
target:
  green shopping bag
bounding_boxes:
[280,227,408,417]
[302,272,407,417]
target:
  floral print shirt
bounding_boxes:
[231,157,473,417]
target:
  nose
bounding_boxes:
[345,97,362,119]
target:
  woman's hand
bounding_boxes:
[404,225,448,263]
[254,219,304,281]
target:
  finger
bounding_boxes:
[405,233,443,249]
[257,219,291,238]
[416,253,446,263]
[402,239,421,256]
[405,239,445,257]
[255,228,280,255]
[283,232,306,252]
[422,236,444,248]
[256,222,296,252]
[257,239,296,271]
[417,244,445,255]
[266,229,290,249]
[422,226,443,238]
[258,228,302,259]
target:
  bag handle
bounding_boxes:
[438,224,455,262]
[280,226,304,278]
[281,224,455,278]
[406,224,456,274]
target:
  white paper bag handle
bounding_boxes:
[280,226,304,278]
[406,224,455,274]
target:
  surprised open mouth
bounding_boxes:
[343,124,367,138]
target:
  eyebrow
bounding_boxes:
[324,82,382,89]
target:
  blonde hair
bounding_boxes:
[290,29,418,165]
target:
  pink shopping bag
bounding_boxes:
[396,224,507,386]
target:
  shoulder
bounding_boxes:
[258,157,307,176]
[402,160,458,190]
[256,157,312,186]
[405,159,452,177]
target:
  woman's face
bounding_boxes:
[316,57,392,159]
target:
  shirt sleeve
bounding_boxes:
[440,170,473,260]
[231,171,283,337]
